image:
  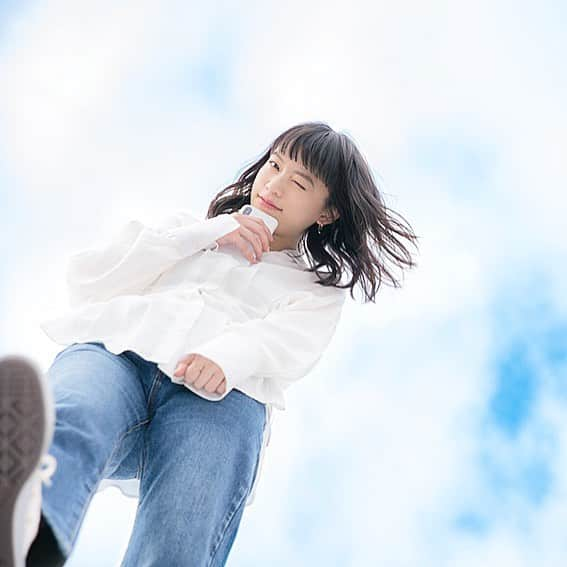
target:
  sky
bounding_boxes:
[1,0,566,565]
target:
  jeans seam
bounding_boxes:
[146,367,163,415]
[138,368,163,483]
[98,364,161,479]
[207,485,249,567]
[101,418,152,479]
[207,406,265,565]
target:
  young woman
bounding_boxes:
[0,121,419,567]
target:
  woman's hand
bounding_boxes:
[174,353,227,395]
[215,213,274,264]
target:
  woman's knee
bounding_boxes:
[142,402,264,502]
[46,342,148,452]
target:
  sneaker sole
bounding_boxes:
[0,356,55,567]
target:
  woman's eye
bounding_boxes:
[268,160,306,191]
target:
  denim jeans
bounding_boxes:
[41,341,267,566]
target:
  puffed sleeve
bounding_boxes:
[184,285,348,401]
[66,209,240,308]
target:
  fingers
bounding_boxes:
[232,213,273,244]
[225,214,275,264]
[246,216,274,249]
[203,373,224,394]
[234,215,273,253]
[174,355,228,396]
[178,359,204,386]
[238,227,264,263]
[193,365,216,390]
[173,362,188,377]
[175,353,196,370]
[173,358,191,377]
[184,366,226,395]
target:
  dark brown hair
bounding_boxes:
[207,121,420,303]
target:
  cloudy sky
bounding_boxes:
[1,1,566,565]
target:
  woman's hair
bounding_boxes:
[207,121,420,303]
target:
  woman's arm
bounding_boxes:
[185,286,348,400]
[66,209,240,308]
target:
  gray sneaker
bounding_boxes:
[0,355,57,567]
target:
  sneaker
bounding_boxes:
[0,355,58,567]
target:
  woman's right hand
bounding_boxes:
[214,212,274,264]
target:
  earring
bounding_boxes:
[317,222,323,234]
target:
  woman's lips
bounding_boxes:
[259,196,281,211]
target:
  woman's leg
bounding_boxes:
[34,342,155,560]
[120,375,267,567]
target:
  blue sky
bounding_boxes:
[1,1,566,565]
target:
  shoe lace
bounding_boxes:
[39,454,58,487]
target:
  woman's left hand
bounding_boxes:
[174,353,227,395]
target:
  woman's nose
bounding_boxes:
[265,180,283,195]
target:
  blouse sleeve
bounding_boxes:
[66,209,240,308]
[187,285,348,400]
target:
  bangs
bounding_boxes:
[272,126,343,192]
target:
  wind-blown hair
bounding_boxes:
[207,121,420,303]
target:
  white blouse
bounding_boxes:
[40,208,347,506]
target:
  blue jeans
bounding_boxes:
[41,341,267,566]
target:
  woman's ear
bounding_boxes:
[319,207,340,225]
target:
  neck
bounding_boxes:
[270,238,300,253]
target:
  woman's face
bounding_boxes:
[250,147,335,252]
